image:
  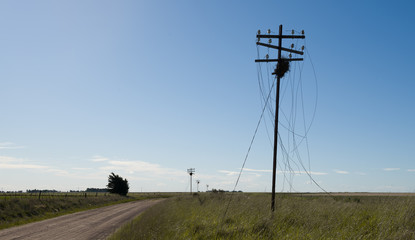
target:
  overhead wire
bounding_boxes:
[257,34,327,194]
[218,32,329,235]
[216,61,276,237]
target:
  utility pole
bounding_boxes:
[196,180,200,192]
[255,25,305,212]
[187,168,195,194]
[206,184,209,192]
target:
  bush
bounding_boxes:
[107,173,129,196]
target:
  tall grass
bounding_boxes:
[110,193,415,239]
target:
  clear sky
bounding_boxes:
[1,1,414,193]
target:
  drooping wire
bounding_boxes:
[216,61,276,237]
[256,35,327,194]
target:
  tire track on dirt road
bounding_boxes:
[0,199,164,240]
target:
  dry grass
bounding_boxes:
[110,193,415,239]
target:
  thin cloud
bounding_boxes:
[407,169,415,172]
[100,160,185,177]
[278,170,328,175]
[218,170,239,176]
[242,168,327,175]
[72,167,92,170]
[0,156,49,169]
[90,155,109,162]
[334,170,349,174]
[0,142,24,150]
[243,168,272,173]
[0,163,49,169]
[383,168,400,171]
[46,168,70,176]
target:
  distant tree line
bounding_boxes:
[26,189,59,193]
[1,190,23,193]
[86,188,108,192]
[208,189,243,193]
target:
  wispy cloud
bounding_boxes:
[220,168,328,176]
[407,169,415,172]
[278,170,328,176]
[90,155,109,162]
[100,160,185,177]
[334,170,349,174]
[291,170,328,176]
[244,168,272,173]
[0,142,24,150]
[72,167,92,171]
[0,156,48,169]
[218,170,239,176]
[383,168,400,171]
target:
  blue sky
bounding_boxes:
[1,1,414,192]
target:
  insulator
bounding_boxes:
[302,30,305,35]
[302,46,305,50]
[292,30,294,34]
[291,43,294,48]
[266,54,269,59]
[267,29,271,34]
[268,39,272,43]
[289,53,292,58]
[258,30,261,35]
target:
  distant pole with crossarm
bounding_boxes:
[187,168,195,194]
[255,24,305,212]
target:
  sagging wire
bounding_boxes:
[256,35,327,194]
[216,59,277,237]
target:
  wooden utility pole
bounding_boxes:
[196,180,200,192]
[187,168,195,194]
[255,25,305,212]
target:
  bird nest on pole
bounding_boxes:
[273,58,290,78]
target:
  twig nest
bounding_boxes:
[275,58,290,78]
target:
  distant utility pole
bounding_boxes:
[206,184,209,192]
[196,180,200,192]
[255,25,305,212]
[187,168,195,194]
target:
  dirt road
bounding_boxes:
[0,199,164,240]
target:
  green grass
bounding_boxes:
[109,193,415,239]
[0,192,174,230]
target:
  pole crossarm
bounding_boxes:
[255,58,303,62]
[256,42,304,55]
[257,34,305,39]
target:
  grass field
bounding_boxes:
[0,192,173,230]
[109,193,415,239]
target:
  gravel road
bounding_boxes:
[0,199,164,240]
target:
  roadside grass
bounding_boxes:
[109,193,415,239]
[0,192,173,230]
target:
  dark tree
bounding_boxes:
[107,172,129,196]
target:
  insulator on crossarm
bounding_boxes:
[302,46,305,50]
[289,53,292,58]
[267,29,271,34]
[268,39,272,43]
[266,54,269,59]
[292,30,294,34]
[258,30,261,35]
[291,43,294,48]
[302,30,305,35]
